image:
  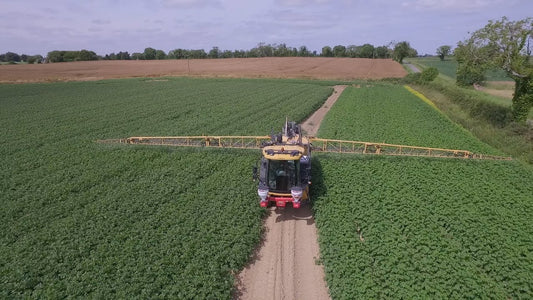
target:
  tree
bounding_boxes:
[33,55,43,63]
[359,44,375,58]
[333,45,346,57]
[274,43,289,57]
[455,17,533,122]
[26,54,43,64]
[143,47,157,60]
[321,46,333,57]
[78,49,97,61]
[131,52,143,60]
[155,50,166,60]
[117,51,130,60]
[208,47,220,59]
[5,52,21,62]
[375,46,390,58]
[168,49,186,59]
[436,45,451,61]
[454,44,486,86]
[298,45,310,57]
[393,41,416,63]
[346,45,360,58]
[221,50,233,58]
[255,43,273,57]
[47,51,64,62]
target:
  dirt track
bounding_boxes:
[0,57,406,83]
[301,85,348,137]
[235,206,330,300]
[235,87,347,300]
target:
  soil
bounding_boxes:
[0,57,407,83]
[301,85,348,137]
[235,206,330,300]
[234,87,346,300]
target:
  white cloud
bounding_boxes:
[161,0,220,8]
[404,0,506,11]
[276,0,332,6]
[92,19,111,25]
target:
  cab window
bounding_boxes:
[267,160,300,192]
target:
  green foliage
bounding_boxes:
[155,50,167,60]
[375,46,390,58]
[131,52,143,60]
[312,155,533,299]
[209,46,220,58]
[0,78,333,298]
[410,57,512,81]
[319,85,497,153]
[454,43,489,86]
[412,81,533,164]
[456,63,486,86]
[425,75,515,128]
[456,16,533,122]
[1,51,21,62]
[333,45,346,57]
[359,44,375,58]
[393,41,417,64]
[78,49,98,61]
[512,77,533,121]
[402,67,438,84]
[314,84,533,299]
[46,50,98,62]
[143,47,157,60]
[436,45,451,61]
[104,51,131,60]
[417,67,439,82]
[321,46,333,57]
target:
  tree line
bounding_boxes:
[107,42,417,61]
[1,41,418,64]
[0,52,44,64]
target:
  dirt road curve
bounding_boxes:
[301,85,348,137]
[235,206,330,300]
[0,57,406,83]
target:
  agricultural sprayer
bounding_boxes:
[99,119,510,208]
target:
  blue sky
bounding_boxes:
[1,0,531,56]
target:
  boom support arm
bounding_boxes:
[97,136,511,160]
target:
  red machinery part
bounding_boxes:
[266,196,300,208]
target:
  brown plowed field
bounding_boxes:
[0,57,406,83]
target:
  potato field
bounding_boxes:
[313,85,533,299]
[2,77,532,299]
[0,78,332,298]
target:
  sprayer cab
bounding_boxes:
[256,120,311,208]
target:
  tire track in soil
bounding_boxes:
[235,86,348,300]
[301,85,348,137]
[235,206,329,300]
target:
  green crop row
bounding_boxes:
[312,156,533,299]
[0,77,332,298]
[318,84,499,155]
[313,84,533,299]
